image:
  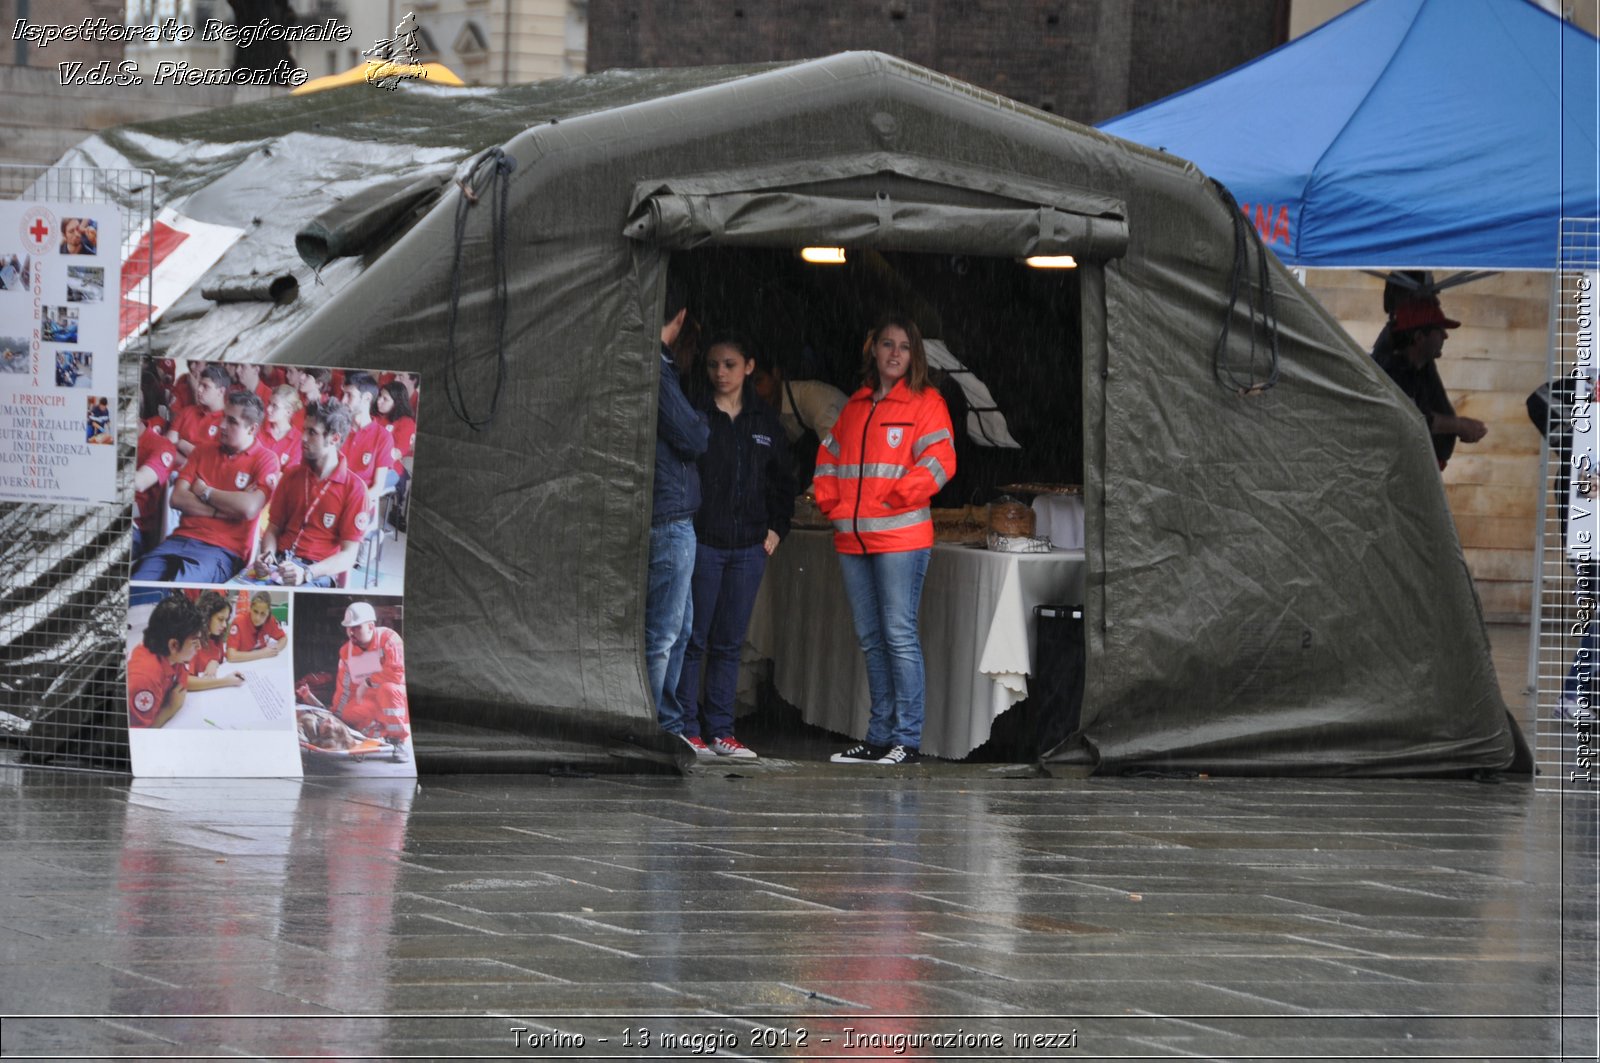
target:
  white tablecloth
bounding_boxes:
[746,530,1085,759]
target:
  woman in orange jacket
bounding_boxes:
[813,315,956,766]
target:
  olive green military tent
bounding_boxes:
[35,52,1523,775]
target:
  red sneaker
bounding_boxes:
[711,736,758,760]
[679,734,716,759]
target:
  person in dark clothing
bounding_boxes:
[646,276,710,743]
[1373,297,1486,469]
[673,335,795,760]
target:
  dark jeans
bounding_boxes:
[676,542,767,739]
[130,535,243,584]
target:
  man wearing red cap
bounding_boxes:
[1374,298,1487,469]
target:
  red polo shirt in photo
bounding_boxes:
[257,424,303,474]
[186,635,226,678]
[175,439,282,559]
[170,405,222,450]
[128,642,186,728]
[383,415,416,463]
[135,425,177,540]
[170,375,196,411]
[268,458,369,563]
[228,611,285,653]
[341,418,395,489]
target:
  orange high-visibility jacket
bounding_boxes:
[813,380,955,555]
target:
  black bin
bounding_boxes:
[1031,604,1085,756]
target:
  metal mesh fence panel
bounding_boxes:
[1534,217,1600,793]
[0,164,152,775]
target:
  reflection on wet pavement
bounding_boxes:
[0,767,1593,1058]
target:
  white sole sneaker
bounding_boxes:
[711,738,758,759]
[830,744,886,763]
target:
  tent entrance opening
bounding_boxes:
[670,246,1085,503]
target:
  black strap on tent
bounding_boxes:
[444,148,517,431]
[1208,178,1281,396]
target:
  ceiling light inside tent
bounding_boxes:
[1024,255,1078,269]
[800,247,848,265]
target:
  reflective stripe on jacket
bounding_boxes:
[812,379,955,555]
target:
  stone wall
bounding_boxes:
[586,0,1283,125]
[1304,268,1552,622]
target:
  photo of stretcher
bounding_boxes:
[295,705,397,761]
[293,598,414,777]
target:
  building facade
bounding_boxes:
[586,0,1286,125]
[111,0,587,86]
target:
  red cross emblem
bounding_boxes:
[20,207,55,251]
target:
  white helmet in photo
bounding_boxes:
[341,601,377,627]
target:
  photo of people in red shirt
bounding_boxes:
[128,357,417,780]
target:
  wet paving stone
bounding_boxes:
[0,764,1592,1059]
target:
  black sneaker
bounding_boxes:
[876,745,921,765]
[830,743,887,764]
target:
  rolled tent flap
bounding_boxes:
[201,271,300,304]
[295,168,453,270]
[625,157,1128,259]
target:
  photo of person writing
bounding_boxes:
[127,592,205,729]
[814,315,956,766]
[125,585,300,752]
[672,334,793,760]
[184,591,250,693]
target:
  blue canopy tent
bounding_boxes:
[1098,0,1599,271]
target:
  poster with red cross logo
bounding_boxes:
[0,200,121,504]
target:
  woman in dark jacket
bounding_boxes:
[674,335,795,759]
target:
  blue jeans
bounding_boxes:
[645,518,696,732]
[129,535,244,584]
[838,548,931,749]
[676,542,767,739]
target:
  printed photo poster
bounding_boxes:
[0,202,121,504]
[127,359,420,778]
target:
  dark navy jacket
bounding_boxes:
[693,382,795,550]
[653,347,709,525]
